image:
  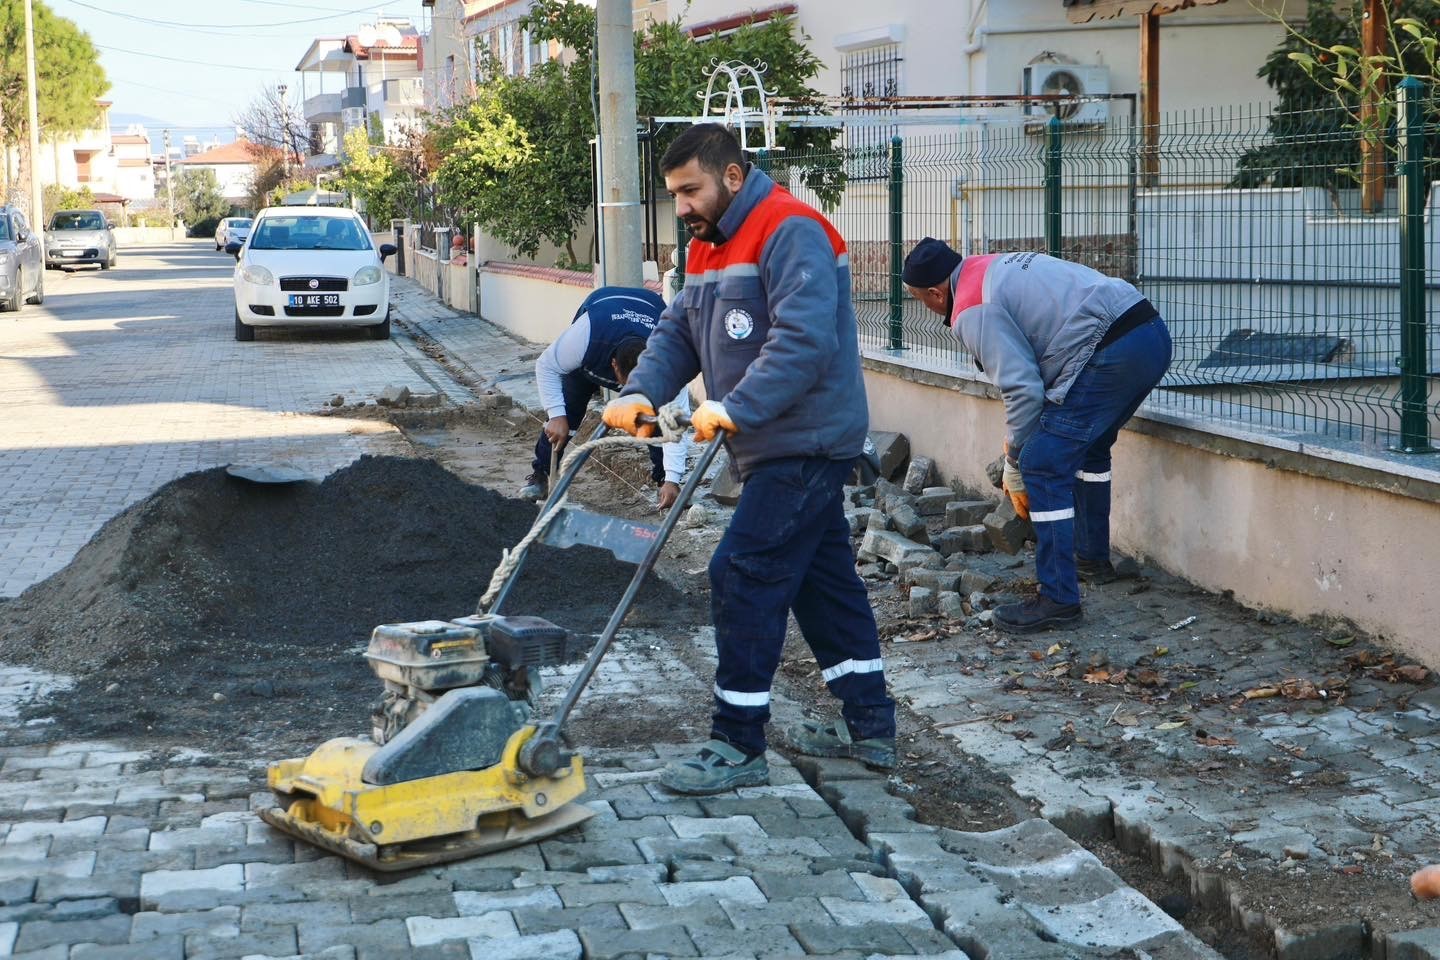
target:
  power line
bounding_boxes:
[95,43,290,73]
[65,0,391,30]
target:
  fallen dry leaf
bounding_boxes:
[1114,713,1140,727]
[1083,670,1111,684]
[1155,720,1188,731]
[1243,686,1280,700]
[1135,669,1165,687]
[1197,735,1237,747]
[1046,643,1063,657]
[1391,665,1430,684]
[1336,864,1364,876]
[1029,651,1045,661]
[1278,678,1321,700]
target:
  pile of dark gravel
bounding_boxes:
[0,455,687,751]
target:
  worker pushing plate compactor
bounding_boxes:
[260,417,723,871]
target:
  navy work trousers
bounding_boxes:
[708,455,895,755]
[532,370,663,483]
[1019,317,1173,606]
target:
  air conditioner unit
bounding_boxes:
[1022,64,1110,125]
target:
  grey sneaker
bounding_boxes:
[519,472,548,500]
[785,719,896,771]
[659,739,768,796]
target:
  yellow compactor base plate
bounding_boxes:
[258,727,593,872]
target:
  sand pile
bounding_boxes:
[0,455,687,751]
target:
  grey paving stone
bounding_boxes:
[1387,927,1440,960]
[406,912,517,947]
[577,922,697,959]
[242,899,350,930]
[1020,888,1182,950]
[347,892,459,923]
[139,863,245,909]
[33,873,140,904]
[44,896,116,922]
[130,906,240,940]
[70,935,186,959]
[184,926,299,960]
[15,913,132,952]
[555,878,665,908]
[295,918,409,956]
[720,896,833,930]
[619,899,729,929]
[635,836,734,865]
[791,920,916,954]
[439,865,520,892]
[539,838,644,871]
[1273,922,1367,960]
[609,796,705,820]
[192,842,295,869]
[751,870,864,901]
[0,878,35,905]
[820,895,931,927]
[511,903,626,936]
[464,929,582,960]
[687,923,807,958]
[585,863,667,883]
[454,886,561,915]
[577,814,673,841]
[671,861,752,882]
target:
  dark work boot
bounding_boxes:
[993,595,1083,634]
[519,472,548,501]
[1076,556,1119,584]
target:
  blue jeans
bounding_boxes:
[1019,317,1173,606]
[709,456,895,754]
[533,371,663,483]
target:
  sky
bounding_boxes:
[46,0,421,141]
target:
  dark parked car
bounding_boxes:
[0,205,44,312]
[46,209,116,270]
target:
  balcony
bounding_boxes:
[341,86,367,110]
[303,92,341,123]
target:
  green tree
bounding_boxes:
[336,127,417,227]
[0,0,107,202]
[41,183,96,221]
[173,169,229,236]
[432,0,835,263]
[1235,0,1440,188]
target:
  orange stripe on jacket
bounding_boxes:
[686,185,847,274]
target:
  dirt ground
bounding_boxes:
[5,397,1437,958]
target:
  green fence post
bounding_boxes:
[1045,116,1063,258]
[1395,77,1433,453]
[888,135,904,351]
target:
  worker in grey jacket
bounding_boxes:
[903,238,1172,633]
[602,123,896,795]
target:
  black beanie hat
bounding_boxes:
[902,237,962,289]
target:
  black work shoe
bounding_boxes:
[660,739,769,795]
[993,595,1083,633]
[519,472,548,500]
[784,719,896,770]
[1076,557,1119,584]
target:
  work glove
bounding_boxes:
[602,394,657,438]
[1001,455,1030,521]
[691,400,737,442]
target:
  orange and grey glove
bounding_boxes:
[691,400,737,442]
[602,393,657,438]
[1001,455,1029,520]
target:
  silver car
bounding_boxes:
[0,206,44,312]
[46,209,116,270]
[215,217,252,251]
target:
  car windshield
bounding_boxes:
[51,212,104,230]
[0,219,9,242]
[249,215,369,251]
[232,219,253,229]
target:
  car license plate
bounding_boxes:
[287,294,340,307]
[63,249,81,256]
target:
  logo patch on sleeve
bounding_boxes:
[724,308,754,340]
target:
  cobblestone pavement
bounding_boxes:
[0,631,1228,960]
[0,244,462,598]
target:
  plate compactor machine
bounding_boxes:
[260,422,724,871]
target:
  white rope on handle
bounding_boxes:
[475,402,691,614]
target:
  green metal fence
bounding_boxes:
[771,92,1440,455]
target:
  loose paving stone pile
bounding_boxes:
[0,456,688,753]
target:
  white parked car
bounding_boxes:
[228,207,396,342]
[214,217,252,250]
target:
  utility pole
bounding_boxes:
[595,0,642,287]
[23,0,44,239]
[163,129,175,236]
[277,84,291,182]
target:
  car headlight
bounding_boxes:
[353,265,383,286]
[241,264,274,286]
[0,251,10,267]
